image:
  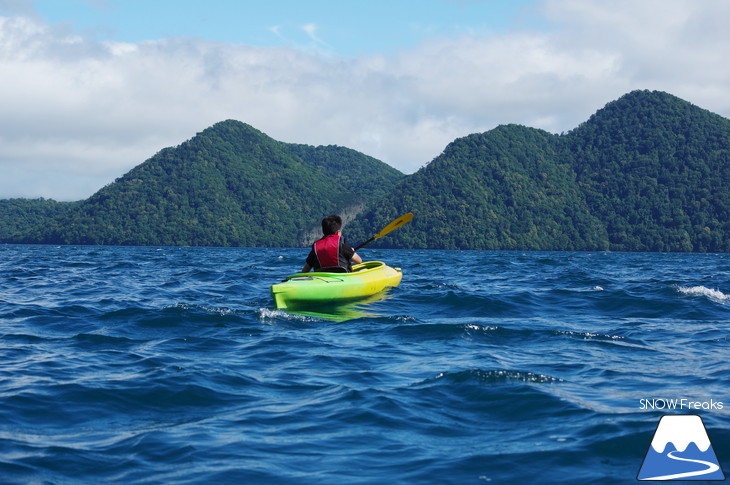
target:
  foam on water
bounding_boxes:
[677,285,729,302]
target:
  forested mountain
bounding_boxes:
[2,90,730,251]
[2,120,404,246]
[347,91,730,252]
[346,125,609,250]
[568,90,730,252]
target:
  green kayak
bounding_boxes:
[271,261,402,310]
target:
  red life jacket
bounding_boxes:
[313,234,347,269]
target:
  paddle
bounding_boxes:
[353,213,413,251]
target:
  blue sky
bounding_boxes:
[32,0,542,55]
[1,0,730,200]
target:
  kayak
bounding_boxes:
[271,261,402,310]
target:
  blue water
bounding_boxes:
[1,246,728,484]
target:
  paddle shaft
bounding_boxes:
[353,237,375,252]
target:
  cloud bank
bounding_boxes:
[1,0,729,200]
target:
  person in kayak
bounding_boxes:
[301,215,362,273]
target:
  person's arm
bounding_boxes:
[302,247,317,273]
[341,240,362,266]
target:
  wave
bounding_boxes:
[428,368,563,385]
[256,307,324,323]
[677,285,729,302]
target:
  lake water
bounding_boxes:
[1,245,728,484]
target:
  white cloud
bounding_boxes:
[301,23,323,45]
[1,0,730,200]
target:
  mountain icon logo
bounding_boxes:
[638,414,725,481]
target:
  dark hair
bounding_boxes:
[321,215,342,236]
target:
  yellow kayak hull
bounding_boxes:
[271,261,402,310]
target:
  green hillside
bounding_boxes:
[345,125,608,250]
[4,120,403,246]
[3,90,730,251]
[0,198,77,239]
[347,90,730,252]
[568,90,730,252]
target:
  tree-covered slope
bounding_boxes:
[0,198,77,241]
[287,144,402,203]
[8,120,403,247]
[346,125,608,250]
[567,90,730,252]
[348,90,730,252]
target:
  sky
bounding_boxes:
[1,0,729,201]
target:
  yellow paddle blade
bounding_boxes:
[353,213,413,251]
[375,212,413,240]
